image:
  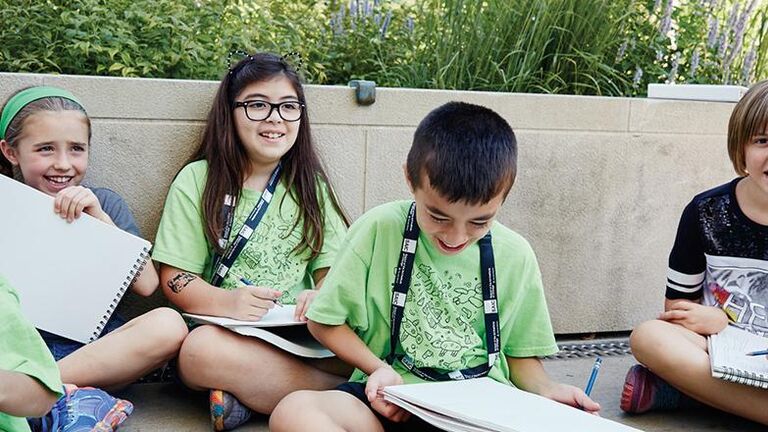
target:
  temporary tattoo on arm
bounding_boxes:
[168,272,196,293]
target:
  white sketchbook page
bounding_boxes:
[183,306,334,358]
[709,325,768,376]
[0,175,151,343]
[383,378,644,432]
[184,305,303,328]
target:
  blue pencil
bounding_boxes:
[584,357,603,397]
[746,349,768,356]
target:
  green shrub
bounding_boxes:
[0,0,242,79]
[617,0,768,94]
[0,0,766,95]
[390,0,635,95]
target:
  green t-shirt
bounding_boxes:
[153,160,347,304]
[307,201,558,385]
[0,275,63,432]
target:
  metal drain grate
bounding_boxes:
[546,339,631,360]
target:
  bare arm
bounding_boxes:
[0,370,59,417]
[308,321,387,374]
[507,357,600,413]
[661,298,728,335]
[309,321,409,422]
[159,264,281,320]
[294,268,331,321]
[664,297,700,311]
[129,259,160,297]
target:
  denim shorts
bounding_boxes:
[335,381,441,432]
[39,313,126,361]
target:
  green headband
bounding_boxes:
[0,86,84,140]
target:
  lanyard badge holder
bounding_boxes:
[386,202,501,381]
[210,163,283,287]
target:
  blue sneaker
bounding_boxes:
[32,384,133,431]
[210,389,252,431]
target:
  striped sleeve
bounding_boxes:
[666,200,706,300]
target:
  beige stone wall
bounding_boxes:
[0,72,737,334]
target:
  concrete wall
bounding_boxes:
[0,72,737,334]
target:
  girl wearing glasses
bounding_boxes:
[153,52,350,431]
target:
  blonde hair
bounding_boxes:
[728,80,768,175]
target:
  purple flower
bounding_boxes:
[741,45,756,84]
[729,0,758,62]
[725,1,739,32]
[668,52,680,84]
[633,66,644,87]
[616,40,628,62]
[690,49,700,77]
[659,0,674,37]
[707,17,718,48]
[379,10,392,38]
[717,32,728,60]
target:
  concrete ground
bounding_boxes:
[117,350,764,431]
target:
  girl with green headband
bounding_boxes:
[0,86,188,431]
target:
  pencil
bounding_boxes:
[239,277,283,306]
[746,349,768,356]
[584,357,602,397]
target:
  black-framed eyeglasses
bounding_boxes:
[234,100,305,122]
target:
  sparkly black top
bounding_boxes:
[666,178,768,334]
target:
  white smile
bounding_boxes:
[260,132,285,139]
[439,239,467,251]
[44,176,73,184]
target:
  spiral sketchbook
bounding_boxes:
[708,324,768,389]
[0,175,150,344]
[383,378,643,432]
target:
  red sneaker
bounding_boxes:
[620,364,682,414]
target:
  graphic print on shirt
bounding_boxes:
[705,255,768,336]
[399,262,484,371]
[220,210,306,305]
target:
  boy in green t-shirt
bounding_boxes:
[0,274,62,432]
[270,102,599,431]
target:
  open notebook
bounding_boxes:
[184,305,333,359]
[708,324,768,389]
[383,378,644,432]
[0,175,151,344]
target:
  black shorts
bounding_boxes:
[335,381,442,432]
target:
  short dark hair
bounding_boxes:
[406,101,517,204]
[728,80,768,176]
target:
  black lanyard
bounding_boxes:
[386,202,501,381]
[210,163,282,287]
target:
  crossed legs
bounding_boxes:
[177,324,349,414]
[58,307,188,391]
[630,319,768,424]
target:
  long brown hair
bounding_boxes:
[190,52,348,259]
